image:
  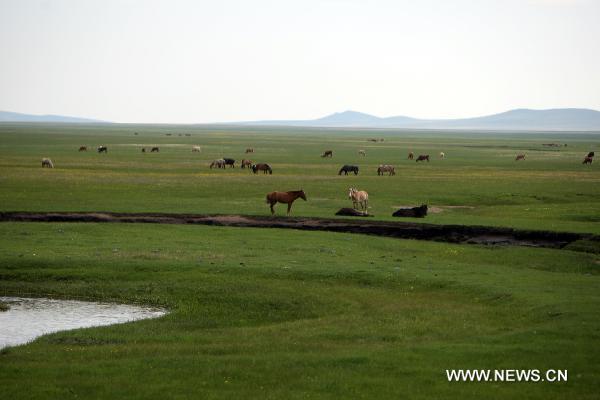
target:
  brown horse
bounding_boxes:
[408,152,414,160]
[78,146,87,152]
[253,163,273,174]
[515,154,526,161]
[241,159,253,169]
[416,155,429,162]
[266,190,307,215]
[245,148,254,154]
[321,150,333,158]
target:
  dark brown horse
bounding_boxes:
[151,147,160,152]
[245,148,254,153]
[321,150,333,158]
[515,154,525,161]
[266,190,307,215]
[78,146,87,152]
[253,163,272,174]
[416,155,429,162]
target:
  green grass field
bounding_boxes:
[0,123,599,399]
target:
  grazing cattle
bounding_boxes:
[583,156,593,164]
[141,148,146,153]
[192,146,201,152]
[266,190,307,215]
[408,152,414,160]
[335,208,372,217]
[252,163,273,174]
[338,165,359,175]
[392,204,428,218]
[78,146,87,152]
[358,149,366,156]
[97,146,108,153]
[348,187,369,210]
[241,159,253,169]
[415,155,429,162]
[151,147,159,152]
[377,164,395,176]
[223,158,235,168]
[587,151,595,158]
[515,154,526,161]
[321,150,333,158]
[245,148,254,154]
[210,159,225,169]
[439,152,445,159]
[41,158,54,168]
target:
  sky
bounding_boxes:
[0,0,599,123]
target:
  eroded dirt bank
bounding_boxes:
[1,211,597,250]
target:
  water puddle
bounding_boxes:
[0,296,167,349]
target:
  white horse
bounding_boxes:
[439,152,445,159]
[192,146,201,152]
[41,158,54,168]
[348,187,369,210]
[210,159,225,169]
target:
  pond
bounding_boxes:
[0,296,167,349]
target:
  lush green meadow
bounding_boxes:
[0,123,598,232]
[0,123,599,399]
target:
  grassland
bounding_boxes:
[0,123,599,399]
[0,123,598,232]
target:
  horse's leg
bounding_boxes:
[287,202,292,215]
[270,202,275,215]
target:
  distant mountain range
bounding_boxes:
[0,110,107,123]
[237,108,600,131]
[2,108,600,131]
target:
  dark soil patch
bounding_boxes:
[1,211,597,252]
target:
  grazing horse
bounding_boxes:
[358,149,366,156]
[210,159,225,169]
[338,165,359,175]
[223,158,236,168]
[78,146,87,152]
[439,152,445,159]
[321,150,333,158]
[245,148,254,154]
[151,147,159,152]
[348,187,368,210]
[266,189,306,215]
[377,164,395,176]
[192,146,201,152]
[408,152,414,160]
[241,159,253,169]
[252,163,273,174]
[368,138,378,142]
[583,156,593,164]
[41,158,54,168]
[416,155,429,162]
[515,154,526,161]
[98,146,108,153]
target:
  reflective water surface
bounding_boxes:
[0,296,166,349]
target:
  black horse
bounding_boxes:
[338,165,359,175]
[223,158,236,168]
[97,146,108,153]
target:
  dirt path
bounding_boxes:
[0,211,596,250]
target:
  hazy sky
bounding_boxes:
[1,0,599,123]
